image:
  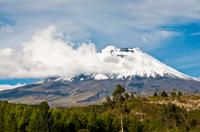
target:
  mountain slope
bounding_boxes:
[0,46,199,107]
[95,46,189,79]
[55,46,190,81]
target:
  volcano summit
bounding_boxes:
[0,46,199,107]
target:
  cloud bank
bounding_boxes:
[0,25,190,79]
[0,26,120,78]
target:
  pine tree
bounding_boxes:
[112,84,125,97]
[178,91,183,96]
[171,91,177,97]
[26,102,50,132]
[124,93,129,100]
[153,91,158,96]
[112,84,126,104]
[161,90,168,97]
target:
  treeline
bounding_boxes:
[153,90,183,97]
[0,85,200,132]
[0,100,140,132]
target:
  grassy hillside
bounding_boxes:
[0,85,200,132]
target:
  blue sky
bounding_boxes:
[0,0,200,85]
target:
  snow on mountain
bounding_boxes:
[0,83,25,91]
[94,73,109,80]
[52,45,191,82]
[91,46,190,80]
[192,77,200,81]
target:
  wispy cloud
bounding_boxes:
[163,49,200,77]
[0,0,200,49]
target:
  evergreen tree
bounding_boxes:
[161,90,168,97]
[105,96,114,109]
[153,91,158,96]
[26,102,49,132]
[130,92,135,98]
[170,91,177,97]
[106,96,112,104]
[112,84,125,97]
[124,93,129,100]
[4,112,17,132]
[112,84,125,104]
[178,91,183,96]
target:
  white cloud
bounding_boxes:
[0,0,200,49]
[0,25,180,78]
[0,83,25,91]
[0,26,111,78]
[170,50,200,69]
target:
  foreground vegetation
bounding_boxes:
[1,85,200,132]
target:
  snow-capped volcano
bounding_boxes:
[1,46,199,107]
[61,46,189,81]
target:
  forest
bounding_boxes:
[0,84,200,132]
